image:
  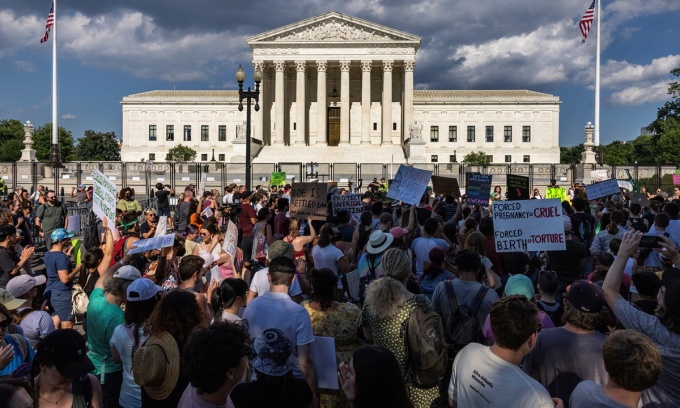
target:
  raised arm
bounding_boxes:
[95,218,122,289]
[603,230,641,308]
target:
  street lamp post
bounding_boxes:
[235,65,262,191]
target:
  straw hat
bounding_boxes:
[366,230,394,254]
[133,331,180,400]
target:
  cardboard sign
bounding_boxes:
[591,169,608,182]
[431,176,461,197]
[546,187,567,201]
[585,179,621,200]
[386,165,432,206]
[222,220,238,260]
[506,174,530,201]
[466,174,492,206]
[198,173,207,196]
[128,233,175,255]
[271,172,286,187]
[154,216,168,237]
[492,199,566,252]
[331,194,362,216]
[673,174,680,185]
[630,193,650,207]
[290,183,328,220]
[345,270,360,302]
[93,169,117,223]
[311,336,339,390]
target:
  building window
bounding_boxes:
[505,155,511,163]
[485,126,493,143]
[523,155,530,163]
[431,155,438,163]
[373,123,377,131]
[166,125,174,141]
[293,123,296,131]
[504,126,512,142]
[449,126,457,142]
[218,154,225,161]
[449,155,456,163]
[183,125,191,141]
[486,155,493,163]
[201,154,208,161]
[201,125,209,141]
[393,123,397,131]
[148,125,157,141]
[149,153,155,161]
[467,126,475,142]
[522,126,531,142]
[430,126,439,142]
[218,125,226,142]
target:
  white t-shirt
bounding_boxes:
[411,236,450,276]
[110,324,149,408]
[449,343,554,408]
[249,267,302,298]
[311,245,345,289]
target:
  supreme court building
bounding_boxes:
[120,12,561,165]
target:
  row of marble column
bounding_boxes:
[252,59,415,146]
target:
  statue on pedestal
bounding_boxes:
[409,121,423,141]
[236,121,247,140]
[20,120,37,162]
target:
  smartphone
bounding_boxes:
[639,235,663,249]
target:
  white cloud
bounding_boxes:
[601,55,680,88]
[61,113,77,120]
[13,60,36,73]
[610,81,670,106]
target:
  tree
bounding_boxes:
[560,144,584,164]
[75,130,121,161]
[0,119,25,162]
[631,135,658,164]
[463,151,491,166]
[649,68,680,136]
[602,141,633,165]
[33,123,75,162]
[655,118,680,164]
[167,144,197,162]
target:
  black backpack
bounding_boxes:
[444,281,489,358]
[83,212,101,251]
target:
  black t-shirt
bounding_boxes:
[569,212,595,246]
[548,239,587,284]
[155,190,171,209]
[140,222,152,237]
[230,377,312,408]
[0,246,19,288]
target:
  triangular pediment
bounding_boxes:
[247,12,421,46]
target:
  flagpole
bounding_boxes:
[594,0,601,147]
[50,0,60,167]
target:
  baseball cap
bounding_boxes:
[6,274,46,298]
[50,228,76,243]
[379,213,393,224]
[241,190,253,200]
[389,226,409,239]
[504,274,535,300]
[363,191,374,199]
[127,278,162,302]
[566,280,605,313]
[268,240,294,260]
[155,183,164,190]
[36,329,95,379]
[79,184,86,189]
[0,288,26,310]
[113,265,142,281]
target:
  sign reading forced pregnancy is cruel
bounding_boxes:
[492,199,566,252]
[290,183,328,220]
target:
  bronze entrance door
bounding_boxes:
[328,107,340,146]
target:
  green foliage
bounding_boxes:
[75,130,121,161]
[602,141,633,165]
[0,119,25,161]
[462,151,491,166]
[33,123,75,162]
[649,68,680,136]
[638,173,675,195]
[560,144,584,164]
[632,135,658,164]
[167,144,197,162]
[655,118,680,164]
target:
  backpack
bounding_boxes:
[72,283,90,315]
[402,295,447,388]
[358,254,379,304]
[443,281,489,358]
[536,300,563,328]
[83,212,101,251]
[109,235,133,267]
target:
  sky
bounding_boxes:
[0,0,678,149]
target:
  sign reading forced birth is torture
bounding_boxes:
[492,199,566,252]
[290,183,328,220]
[387,165,433,206]
[93,169,117,222]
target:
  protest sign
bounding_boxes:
[290,183,328,220]
[492,199,565,252]
[154,216,168,237]
[431,176,461,197]
[673,174,680,185]
[93,169,117,222]
[331,194,362,216]
[506,174,530,200]
[585,179,621,200]
[128,234,175,255]
[202,207,214,218]
[311,337,339,390]
[386,165,432,205]
[630,193,650,207]
[590,169,608,182]
[198,173,207,196]
[617,180,633,192]
[271,172,286,187]
[466,174,492,206]
[222,220,238,260]
[545,187,567,201]
[345,270,360,302]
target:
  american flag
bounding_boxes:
[40,3,54,43]
[579,1,595,43]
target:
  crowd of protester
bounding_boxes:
[0,179,678,408]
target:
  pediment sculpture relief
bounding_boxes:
[276,20,394,41]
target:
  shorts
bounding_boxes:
[47,290,74,322]
[241,236,254,263]
[157,207,170,217]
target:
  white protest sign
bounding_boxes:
[387,165,432,206]
[311,336,339,390]
[93,169,117,223]
[618,180,633,191]
[492,199,565,252]
[331,194,362,216]
[590,169,608,182]
[154,216,168,237]
[127,233,175,255]
[202,207,214,218]
[585,179,621,200]
[222,220,238,260]
[199,173,207,196]
[345,270,360,302]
